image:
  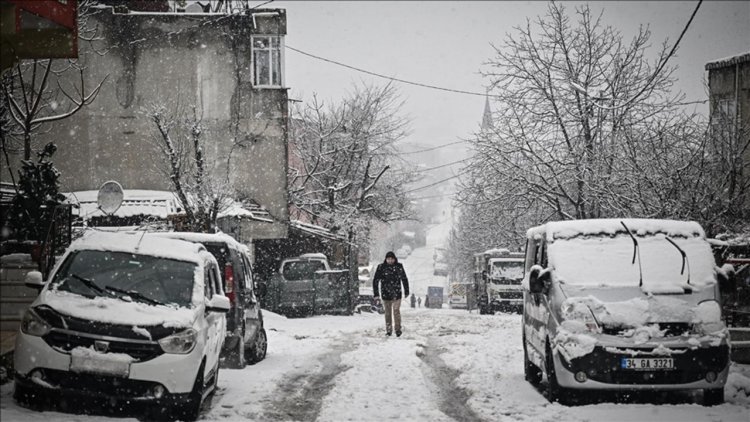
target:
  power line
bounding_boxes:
[286,45,493,98]
[397,140,470,155]
[590,0,703,111]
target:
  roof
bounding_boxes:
[705,52,750,70]
[65,190,182,219]
[67,230,212,265]
[527,218,706,242]
[149,231,246,250]
[290,220,348,242]
[218,199,275,223]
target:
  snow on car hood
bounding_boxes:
[38,290,197,328]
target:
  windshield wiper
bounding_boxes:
[620,221,644,287]
[665,236,691,286]
[70,273,109,297]
[104,285,165,306]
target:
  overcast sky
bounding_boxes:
[274,0,749,178]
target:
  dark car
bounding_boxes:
[151,232,267,368]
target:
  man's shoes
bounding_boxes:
[386,331,392,336]
[396,330,402,337]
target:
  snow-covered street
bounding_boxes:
[3,237,750,421]
[3,306,749,421]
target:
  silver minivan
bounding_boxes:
[522,219,730,405]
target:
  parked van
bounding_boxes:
[14,231,229,420]
[522,219,730,405]
[150,232,267,368]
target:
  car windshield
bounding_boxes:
[490,261,524,280]
[282,260,325,281]
[548,233,717,288]
[51,250,197,307]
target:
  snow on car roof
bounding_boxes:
[149,231,244,249]
[527,218,705,242]
[68,230,209,264]
[299,253,328,260]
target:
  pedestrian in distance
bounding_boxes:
[410,293,416,308]
[424,295,430,308]
[373,251,410,337]
[417,296,422,308]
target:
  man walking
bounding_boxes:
[373,251,410,337]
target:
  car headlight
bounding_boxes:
[158,328,197,354]
[694,300,726,335]
[562,302,600,333]
[20,308,51,337]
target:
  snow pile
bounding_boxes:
[725,364,750,405]
[40,290,196,328]
[554,324,598,361]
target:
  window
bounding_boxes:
[252,35,283,87]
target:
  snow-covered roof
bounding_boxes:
[65,190,182,219]
[290,220,348,242]
[527,218,705,242]
[67,230,210,265]
[705,51,750,70]
[478,248,511,256]
[218,199,275,223]
[149,231,246,249]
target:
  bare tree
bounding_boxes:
[145,104,232,232]
[288,83,418,247]
[451,1,735,277]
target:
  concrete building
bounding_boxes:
[5,3,290,242]
[706,52,750,213]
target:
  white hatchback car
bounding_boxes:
[13,231,229,421]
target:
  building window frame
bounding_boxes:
[251,35,284,88]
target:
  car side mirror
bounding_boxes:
[717,264,735,291]
[24,271,45,290]
[529,268,550,294]
[206,294,230,313]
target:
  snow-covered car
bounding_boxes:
[522,219,730,406]
[13,231,230,421]
[150,232,267,368]
[395,248,409,259]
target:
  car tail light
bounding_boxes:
[225,264,236,305]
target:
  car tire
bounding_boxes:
[703,387,724,406]
[524,340,543,385]
[173,362,205,422]
[545,341,573,405]
[246,328,268,364]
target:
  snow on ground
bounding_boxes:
[3,306,748,421]
[2,205,749,421]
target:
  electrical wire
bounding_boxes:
[590,0,703,111]
[286,45,494,98]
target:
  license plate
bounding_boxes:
[70,349,130,377]
[620,357,675,370]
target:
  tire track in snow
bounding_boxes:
[260,339,354,421]
[410,312,487,422]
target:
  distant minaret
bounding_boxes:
[481,91,494,132]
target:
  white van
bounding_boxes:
[14,231,229,420]
[522,219,730,405]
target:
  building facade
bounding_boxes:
[5,3,290,240]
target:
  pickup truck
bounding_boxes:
[266,253,354,317]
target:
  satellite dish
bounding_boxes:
[97,181,124,215]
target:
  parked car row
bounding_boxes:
[13,230,267,421]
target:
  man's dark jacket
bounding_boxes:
[373,258,410,301]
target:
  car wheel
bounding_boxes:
[246,328,267,364]
[173,362,205,421]
[524,340,543,385]
[703,387,724,406]
[545,341,573,405]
